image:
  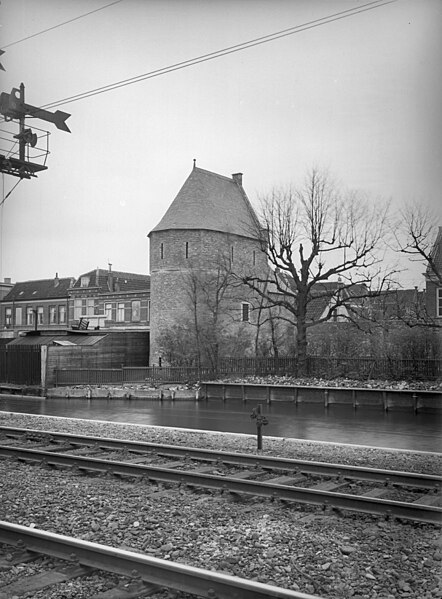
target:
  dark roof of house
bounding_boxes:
[2,277,74,302]
[150,166,260,238]
[71,269,150,293]
[372,288,425,319]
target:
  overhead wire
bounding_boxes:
[1,0,124,50]
[0,176,22,208]
[38,0,397,110]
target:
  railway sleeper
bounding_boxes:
[91,579,160,598]
[0,563,94,599]
[361,488,390,499]
[413,494,441,507]
[0,547,39,567]
[308,481,349,492]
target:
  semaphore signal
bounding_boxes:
[0,83,71,179]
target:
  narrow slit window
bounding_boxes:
[185,241,189,258]
[160,243,164,259]
[241,302,250,322]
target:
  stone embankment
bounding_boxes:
[46,376,441,400]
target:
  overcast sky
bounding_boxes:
[1,0,441,288]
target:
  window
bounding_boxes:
[147,300,151,323]
[59,305,66,324]
[74,298,93,318]
[241,302,250,322]
[160,243,164,259]
[27,307,34,325]
[37,307,44,324]
[117,303,125,322]
[253,250,256,266]
[131,300,141,322]
[105,303,112,321]
[5,308,12,326]
[15,307,22,326]
[185,241,189,259]
[74,299,83,319]
[49,306,57,324]
[438,288,442,318]
[87,298,94,315]
[231,246,234,263]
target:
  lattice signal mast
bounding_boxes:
[0,83,71,179]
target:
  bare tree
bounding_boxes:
[393,202,442,286]
[164,258,252,370]
[239,167,394,375]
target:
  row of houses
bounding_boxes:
[0,164,441,380]
[0,267,151,339]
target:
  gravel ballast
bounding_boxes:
[0,412,441,599]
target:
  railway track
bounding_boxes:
[1,426,441,525]
[0,520,323,599]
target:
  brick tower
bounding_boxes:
[148,163,268,366]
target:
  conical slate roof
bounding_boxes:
[150,166,259,238]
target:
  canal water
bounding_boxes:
[1,396,440,452]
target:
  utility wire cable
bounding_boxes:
[40,0,397,110]
[0,175,22,207]
[1,0,124,49]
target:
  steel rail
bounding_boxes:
[1,425,440,490]
[0,521,322,599]
[0,445,441,524]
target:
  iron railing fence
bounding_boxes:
[306,356,441,381]
[53,355,441,386]
[0,346,41,386]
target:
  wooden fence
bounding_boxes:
[0,346,41,386]
[53,355,441,386]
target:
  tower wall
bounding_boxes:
[149,228,268,365]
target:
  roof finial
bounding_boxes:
[193,158,196,168]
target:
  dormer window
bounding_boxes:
[80,276,90,288]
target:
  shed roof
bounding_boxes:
[8,334,106,346]
[150,166,260,238]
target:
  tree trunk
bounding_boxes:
[296,294,308,377]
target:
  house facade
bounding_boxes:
[0,274,73,340]
[68,266,151,331]
[425,226,442,322]
[0,267,151,341]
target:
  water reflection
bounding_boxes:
[0,397,440,452]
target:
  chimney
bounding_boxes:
[4,277,11,284]
[95,267,100,287]
[232,172,243,186]
[54,273,60,287]
[107,263,113,292]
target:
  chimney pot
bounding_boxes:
[232,172,243,186]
